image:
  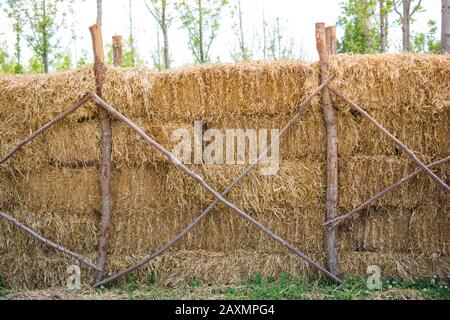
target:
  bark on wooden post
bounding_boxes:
[112,35,123,67]
[316,23,341,279]
[325,26,337,55]
[90,24,113,283]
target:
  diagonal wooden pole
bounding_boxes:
[325,155,450,228]
[90,24,113,284]
[0,211,100,271]
[330,86,450,194]
[88,87,343,288]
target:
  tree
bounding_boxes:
[76,49,89,68]
[393,0,424,52]
[20,0,69,73]
[411,20,441,53]
[443,0,450,53]
[55,50,72,71]
[2,0,25,73]
[267,17,295,60]
[230,0,251,62]
[128,0,135,66]
[144,0,173,69]
[97,0,102,26]
[379,0,393,52]
[337,0,379,53]
[0,44,15,73]
[176,0,228,64]
[151,22,164,70]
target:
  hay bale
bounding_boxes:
[0,208,99,254]
[340,207,412,253]
[339,155,450,210]
[409,206,450,256]
[340,252,450,280]
[1,249,447,289]
[14,167,101,215]
[109,204,326,258]
[0,170,17,209]
[328,54,450,113]
[356,108,449,159]
[0,68,96,130]
[164,160,326,211]
[123,61,317,121]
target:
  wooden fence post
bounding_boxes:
[316,23,341,279]
[326,26,337,55]
[112,35,123,67]
[89,24,113,284]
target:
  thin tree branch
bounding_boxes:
[410,0,423,17]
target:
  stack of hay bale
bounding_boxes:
[0,54,448,288]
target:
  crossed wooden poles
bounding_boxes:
[1,77,448,288]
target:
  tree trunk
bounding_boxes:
[162,24,170,68]
[129,0,135,66]
[97,0,102,27]
[315,23,341,279]
[380,0,388,52]
[161,0,170,69]
[402,0,411,51]
[42,0,49,73]
[443,0,450,53]
[198,0,205,63]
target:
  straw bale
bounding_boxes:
[409,206,450,256]
[339,207,412,253]
[14,167,101,215]
[0,68,96,129]
[328,54,450,113]
[0,171,17,209]
[104,62,317,121]
[163,160,326,210]
[109,204,326,258]
[340,252,449,280]
[355,107,449,158]
[1,249,447,289]
[339,155,450,210]
[0,208,99,254]
[39,111,359,170]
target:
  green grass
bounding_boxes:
[96,273,450,300]
[2,274,449,300]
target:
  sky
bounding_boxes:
[0,0,443,70]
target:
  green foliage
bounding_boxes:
[28,55,44,73]
[257,14,296,61]
[176,0,228,64]
[337,0,388,53]
[2,0,25,72]
[19,0,71,73]
[411,20,441,53]
[76,50,89,68]
[267,17,296,60]
[230,0,252,62]
[55,51,72,71]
